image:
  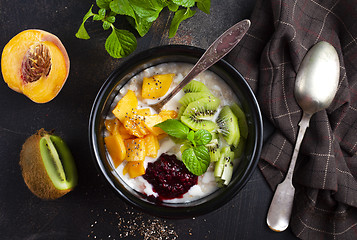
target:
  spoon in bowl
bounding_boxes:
[149,19,251,113]
[266,41,340,232]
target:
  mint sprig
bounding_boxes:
[76,0,211,58]
[155,119,212,176]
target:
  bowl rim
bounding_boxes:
[88,44,263,217]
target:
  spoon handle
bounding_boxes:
[266,111,312,232]
[150,19,251,112]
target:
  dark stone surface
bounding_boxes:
[0,1,297,239]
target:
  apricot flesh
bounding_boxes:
[1,29,70,103]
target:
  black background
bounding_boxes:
[0,1,298,239]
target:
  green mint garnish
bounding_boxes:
[182,146,210,176]
[155,119,189,139]
[155,119,212,176]
[76,0,211,58]
[193,129,212,146]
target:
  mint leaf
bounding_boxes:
[75,5,95,39]
[196,0,211,14]
[126,14,153,37]
[167,2,179,12]
[129,0,167,22]
[155,119,189,139]
[106,16,116,23]
[96,0,112,10]
[182,146,210,176]
[103,21,111,30]
[105,27,137,58]
[110,0,135,17]
[172,0,195,7]
[194,129,212,145]
[187,130,195,145]
[169,8,196,38]
[111,0,152,37]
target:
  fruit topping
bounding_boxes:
[106,88,178,178]
[143,154,198,200]
[183,80,210,93]
[141,73,174,99]
[214,146,235,186]
[217,105,240,148]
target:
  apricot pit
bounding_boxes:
[1,29,70,103]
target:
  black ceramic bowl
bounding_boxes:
[89,45,263,217]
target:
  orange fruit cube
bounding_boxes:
[142,114,165,136]
[124,138,146,162]
[142,74,175,99]
[104,134,126,168]
[123,161,145,178]
[144,134,159,158]
[112,90,138,122]
[159,109,178,120]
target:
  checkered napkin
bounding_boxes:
[227,0,357,239]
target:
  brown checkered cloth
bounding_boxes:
[227,0,357,239]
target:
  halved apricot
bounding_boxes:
[1,29,70,103]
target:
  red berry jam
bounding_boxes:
[143,153,198,200]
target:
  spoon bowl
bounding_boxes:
[295,41,340,114]
[266,41,340,232]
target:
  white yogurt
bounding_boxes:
[106,63,239,203]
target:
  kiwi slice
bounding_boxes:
[217,106,240,147]
[214,146,234,183]
[179,92,213,108]
[19,129,78,200]
[230,103,248,139]
[207,138,220,162]
[183,80,210,93]
[182,97,221,118]
[181,115,218,132]
[177,105,186,119]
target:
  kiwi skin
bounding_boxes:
[19,129,72,200]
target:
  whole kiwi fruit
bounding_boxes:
[19,129,78,200]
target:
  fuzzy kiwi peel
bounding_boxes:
[19,129,78,200]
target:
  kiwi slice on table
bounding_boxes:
[217,106,240,148]
[183,80,210,93]
[19,129,78,200]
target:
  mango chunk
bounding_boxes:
[122,115,149,138]
[124,138,146,162]
[142,114,165,136]
[159,109,178,121]
[123,161,145,178]
[136,108,151,116]
[142,74,175,99]
[112,90,138,122]
[144,134,159,158]
[118,121,133,140]
[104,134,126,168]
[104,118,120,134]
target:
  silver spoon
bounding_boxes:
[266,41,340,232]
[149,19,251,113]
